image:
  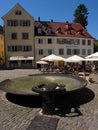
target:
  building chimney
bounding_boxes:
[51,19,53,22]
[38,17,40,22]
[65,21,69,30]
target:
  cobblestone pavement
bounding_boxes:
[0,69,98,130]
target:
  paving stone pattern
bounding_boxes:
[0,69,98,130]
[27,115,59,130]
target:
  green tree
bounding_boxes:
[94,40,98,52]
[73,4,89,30]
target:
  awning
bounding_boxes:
[36,60,48,64]
[8,56,34,61]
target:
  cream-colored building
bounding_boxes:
[2,3,35,68]
[35,21,94,65]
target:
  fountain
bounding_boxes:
[0,73,87,95]
[0,73,87,114]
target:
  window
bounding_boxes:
[22,33,29,39]
[21,60,32,67]
[67,49,71,55]
[48,39,52,44]
[17,46,22,51]
[7,20,18,26]
[57,38,73,44]
[65,39,69,44]
[74,39,80,45]
[59,48,64,55]
[39,49,43,55]
[88,49,91,55]
[15,10,22,15]
[20,20,30,26]
[37,28,42,34]
[47,29,52,34]
[38,39,43,44]
[48,49,52,55]
[82,49,86,55]
[57,38,63,44]
[88,40,91,45]
[7,20,31,26]
[73,49,80,55]
[8,46,18,52]
[22,46,32,51]
[66,30,71,35]
[82,39,86,45]
[11,33,17,39]
[8,45,32,52]
[56,27,61,33]
[13,46,17,52]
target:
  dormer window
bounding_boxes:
[15,10,22,15]
[56,27,61,33]
[65,22,72,35]
[77,29,83,35]
[66,30,71,35]
[47,29,52,34]
[37,28,42,34]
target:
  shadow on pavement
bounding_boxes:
[6,94,42,108]
[54,87,95,116]
[6,87,95,117]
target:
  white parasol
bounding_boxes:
[36,61,48,64]
[85,52,98,58]
[65,55,85,63]
[40,54,65,62]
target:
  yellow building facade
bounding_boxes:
[0,27,4,66]
[2,4,35,68]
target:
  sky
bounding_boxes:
[0,0,98,39]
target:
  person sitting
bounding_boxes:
[88,73,95,83]
[53,66,60,73]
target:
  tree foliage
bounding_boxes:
[94,41,98,52]
[73,4,89,30]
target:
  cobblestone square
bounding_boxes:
[0,69,98,130]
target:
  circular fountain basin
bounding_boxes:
[0,74,87,95]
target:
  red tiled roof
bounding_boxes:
[35,21,94,39]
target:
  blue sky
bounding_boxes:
[0,0,98,39]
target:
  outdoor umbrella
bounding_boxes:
[36,60,48,64]
[85,52,98,58]
[85,52,98,61]
[40,54,65,62]
[84,58,98,61]
[65,55,85,63]
[36,61,48,71]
